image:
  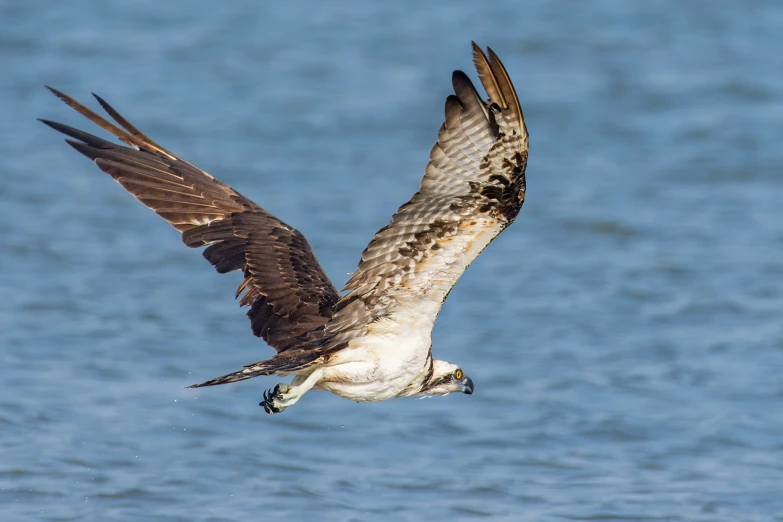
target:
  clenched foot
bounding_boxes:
[260,383,291,414]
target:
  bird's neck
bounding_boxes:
[396,348,434,398]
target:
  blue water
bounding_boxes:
[2,1,783,520]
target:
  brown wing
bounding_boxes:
[325,43,528,345]
[40,89,339,353]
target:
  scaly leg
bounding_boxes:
[260,368,324,414]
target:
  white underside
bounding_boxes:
[316,304,436,402]
[315,342,428,402]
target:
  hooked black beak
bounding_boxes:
[462,376,474,395]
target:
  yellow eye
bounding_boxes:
[454,369,463,380]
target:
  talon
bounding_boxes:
[260,385,285,414]
[263,400,280,414]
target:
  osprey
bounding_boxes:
[40,43,528,414]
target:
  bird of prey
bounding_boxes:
[40,43,528,414]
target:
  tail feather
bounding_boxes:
[187,367,272,388]
[187,351,324,388]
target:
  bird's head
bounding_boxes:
[420,360,474,396]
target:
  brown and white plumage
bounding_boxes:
[41,43,528,414]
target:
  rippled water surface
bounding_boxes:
[2,1,783,520]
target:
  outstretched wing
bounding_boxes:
[40,89,339,353]
[325,43,528,346]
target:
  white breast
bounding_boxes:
[317,304,435,402]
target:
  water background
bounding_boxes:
[2,1,782,520]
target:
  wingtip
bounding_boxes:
[470,41,487,65]
[44,85,65,99]
[470,42,505,108]
[37,118,56,132]
[485,47,523,120]
[91,91,107,106]
[63,138,87,150]
[486,46,502,67]
[37,118,63,132]
[91,91,113,114]
[44,85,82,110]
[451,69,470,85]
[38,117,62,133]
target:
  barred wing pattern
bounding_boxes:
[326,44,528,345]
[40,90,339,355]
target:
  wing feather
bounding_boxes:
[41,93,339,355]
[471,42,506,109]
[487,47,526,134]
[325,44,527,350]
